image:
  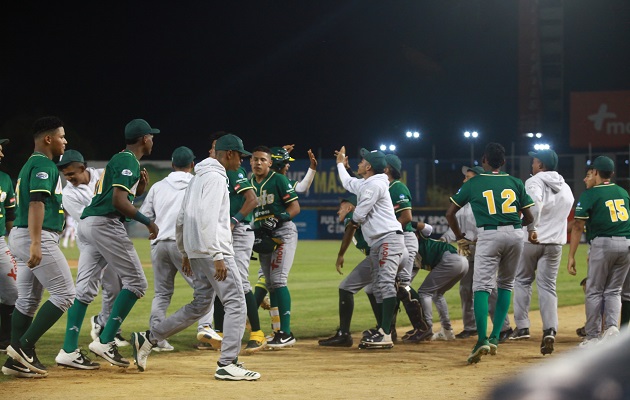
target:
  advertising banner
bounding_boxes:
[570,91,630,149]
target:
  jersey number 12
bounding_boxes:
[482,189,516,215]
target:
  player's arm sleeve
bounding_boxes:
[175,189,188,258]
[4,179,15,209]
[294,168,316,193]
[352,182,382,224]
[138,185,156,220]
[449,182,470,208]
[337,163,361,194]
[29,165,57,196]
[61,188,83,222]
[574,193,590,220]
[200,176,226,261]
[111,157,140,193]
[277,175,298,205]
[525,179,544,230]
[518,181,535,210]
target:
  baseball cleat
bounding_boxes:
[88,339,129,368]
[578,337,599,348]
[2,357,47,378]
[131,331,155,372]
[455,329,478,339]
[215,360,261,381]
[152,339,174,352]
[598,326,620,346]
[55,349,100,370]
[197,326,223,349]
[318,330,353,347]
[266,331,296,349]
[467,341,490,364]
[508,328,530,341]
[244,330,267,355]
[402,328,433,343]
[7,344,47,375]
[488,337,499,356]
[541,329,556,355]
[498,327,514,343]
[0,340,10,353]
[114,333,130,347]
[431,327,456,341]
[359,328,393,349]
[89,315,102,342]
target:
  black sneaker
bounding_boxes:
[88,339,130,368]
[499,327,514,343]
[362,328,379,338]
[7,344,47,375]
[576,326,587,337]
[266,331,296,349]
[318,330,353,347]
[402,328,432,343]
[401,329,416,341]
[2,357,46,378]
[541,328,556,355]
[455,329,478,339]
[0,340,9,353]
[359,328,393,349]
[508,327,530,341]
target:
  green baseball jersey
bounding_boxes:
[289,178,298,190]
[228,167,253,222]
[82,150,141,219]
[450,171,534,228]
[0,171,16,236]
[389,180,414,232]
[417,233,457,269]
[574,183,630,242]
[251,171,298,229]
[14,152,65,231]
[345,211,370,255]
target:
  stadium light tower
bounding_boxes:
[464,131,479,166]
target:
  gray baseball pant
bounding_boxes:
[259,222,298,290]
[513,242,562,331]
[76,216,147,301]
[232,223,255,294]
[339,257,372,294]
[418,252,468,330]
[152,256,245,365]
[397,232,418,287]
[369,232,407,303]
[584,237,630,339]
[0,238,17,305]
[473,227,525,293]
[8,227,75,316]
[149,240,213,331]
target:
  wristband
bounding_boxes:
[233,212,245,222]
[231,217,240,225]
[133,211,151,226]
[420,223,433,237]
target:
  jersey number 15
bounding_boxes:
[605,199,629,222]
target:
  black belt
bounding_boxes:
[396,230,403,235]
[480,224,521,230]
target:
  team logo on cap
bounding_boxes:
[122,169,133,176]
[36,172,49,180]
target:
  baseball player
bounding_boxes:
[139,146,216,352]
[56,149,127,369]
[207,133,266,354]
[567,156,630,347]
[446,142,534,364]
[318,196,377,347]
[253,146,316,315]
[511,149,574,355]
[130,134,260,381]
[250,145,301,348]
[0,139,17,353]
[414,231,469,340]
[62,119,159,369]
[335,146,407,349]
[441,166,513,340]
[3,117,75,378]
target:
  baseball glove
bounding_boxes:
[456,238,474,257]
[252,230,283,254]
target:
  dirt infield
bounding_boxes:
[1,305,587,399]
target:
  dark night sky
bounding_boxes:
[2,1,630,174]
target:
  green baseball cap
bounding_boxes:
[215,134,252,156]
[270,147,295,170]
[56,149,85,167]
[171,146,195,167]
[461,165,485,175]
[341,194,357,207]
[0,139,9,146]
[124,119,160,140]
[385,154,402,174]
[360,148,387,173]
[528,149,558,171]
[591,156,614,172]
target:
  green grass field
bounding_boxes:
[0,240,588,381]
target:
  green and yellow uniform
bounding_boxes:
[416,235,457,270]
[574,183,630,241]
[250,171,298,229]
[82,150,141,219]
[0,171,16,236]
[228,167,253,222]
[345,211,370,255]
[14,152,64,231]
[388,180,413,232]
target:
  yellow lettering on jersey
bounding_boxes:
[55,177,63,194]
[94,168,106,196]
[482,190,496,214]
[605,199,629,222]
[15,179,20,207]
[501,189,517,213]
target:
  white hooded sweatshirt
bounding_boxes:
[140,170,193,244]
[524,170,574,244]
[176,157,233,261]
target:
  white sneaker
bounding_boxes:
[131,331,155,372]
[88,339,130,368]
[431,327,456,341]
[90,316,102,342]
[152,339,174,352]
[114,333,130,347]
[215,361,261,381]
[197,326,223,349]
[598,326,620,346]
[55,349,100,370]
[578,337,599,348]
